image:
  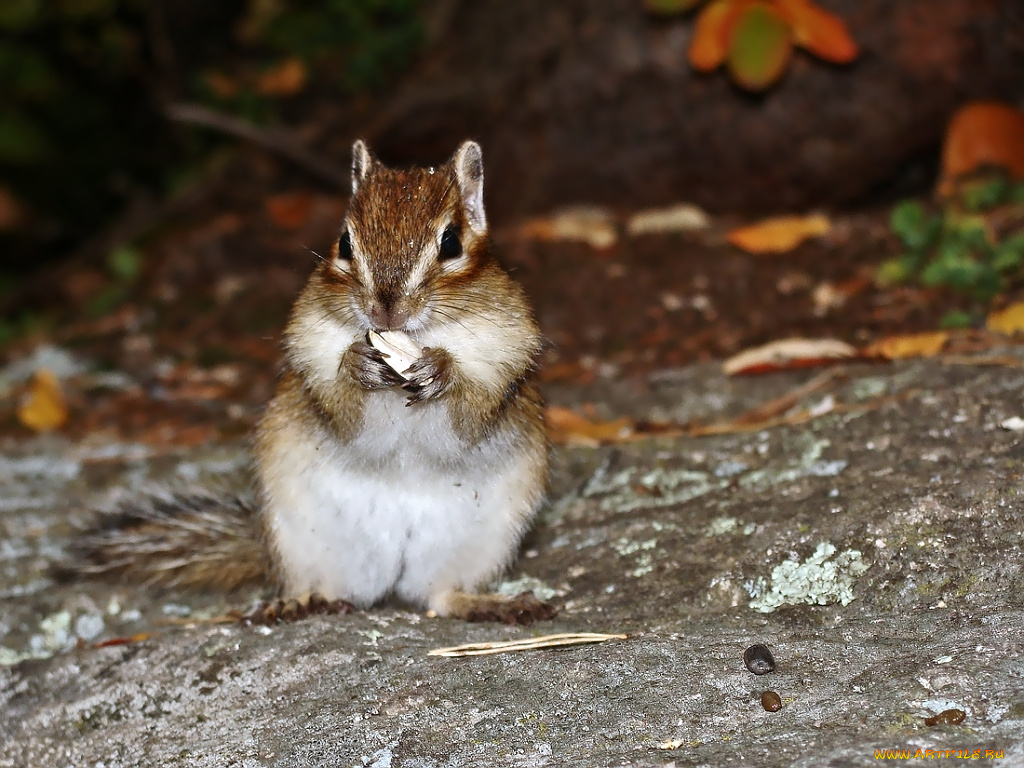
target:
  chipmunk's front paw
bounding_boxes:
[343,341,406,390]
[402,347,455,405]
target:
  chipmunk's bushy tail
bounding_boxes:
[63,490,271,591]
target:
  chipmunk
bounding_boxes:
[70,140,555,624]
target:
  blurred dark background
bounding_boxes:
[3,0,1022,279]
[2,0,1024,447]
[0,0,421,278]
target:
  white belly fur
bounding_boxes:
[258,389,543,607]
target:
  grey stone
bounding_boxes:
[2,357,1023,767]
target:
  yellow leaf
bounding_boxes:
[862,331,950,360]
[727,213,830,254]
[986,302,1024,336]
[17,369,69,432]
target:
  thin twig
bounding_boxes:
[165,102,347,189]
[727,368,847,426]
[429,632,629,657]
[624,374,916,442]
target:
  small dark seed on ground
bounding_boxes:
[924,708,966,726]
[744,643,776,674]
[761,691,782,712]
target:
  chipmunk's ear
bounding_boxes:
[453,141,486,234]
[351,140,374,194]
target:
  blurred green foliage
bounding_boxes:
[0,0,422,275]
[879,174,1024,309]
[87,244,142,316]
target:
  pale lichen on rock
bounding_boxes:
[749,541,871,613]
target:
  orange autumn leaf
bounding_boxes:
[689,0,749,72]
[264,192,314,230]
[986,302,1024,336]
[203,70,239,98]
[727,213,830,254]
[255,58,307,97]
[775,0,858,63]
[938,102,1024,196]
[862,331,950,360]
[545,405,634,447]
[17,369,69,432]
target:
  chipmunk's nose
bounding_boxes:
[367,293,410,331]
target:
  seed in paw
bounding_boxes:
[366,330,423,379]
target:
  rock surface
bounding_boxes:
[2,356,1024,767]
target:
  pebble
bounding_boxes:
[761,691,782,712]
[924,709,966,726]
[744,643,776,674]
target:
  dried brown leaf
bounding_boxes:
[546,405,634,446]
[723,337,855,375]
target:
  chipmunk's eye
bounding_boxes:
[337,230,353,261]
[439,225,462,260]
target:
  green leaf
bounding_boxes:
[88,285,128,318]
[107,246,142,283]
[923,244,988,291]
[1003,233,1024,254]
[938,310,975,330]
[919,259,949,287]
[960,175,1009,212]
[890,200,935,251]
[971,269,1002,301]
[727,2,792,91]
[993,235,1024,273]
[876,257,914,286]
[952,216,989,253]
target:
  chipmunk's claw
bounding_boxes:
[242,592,354,626]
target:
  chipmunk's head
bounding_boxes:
[326,139,490,333]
